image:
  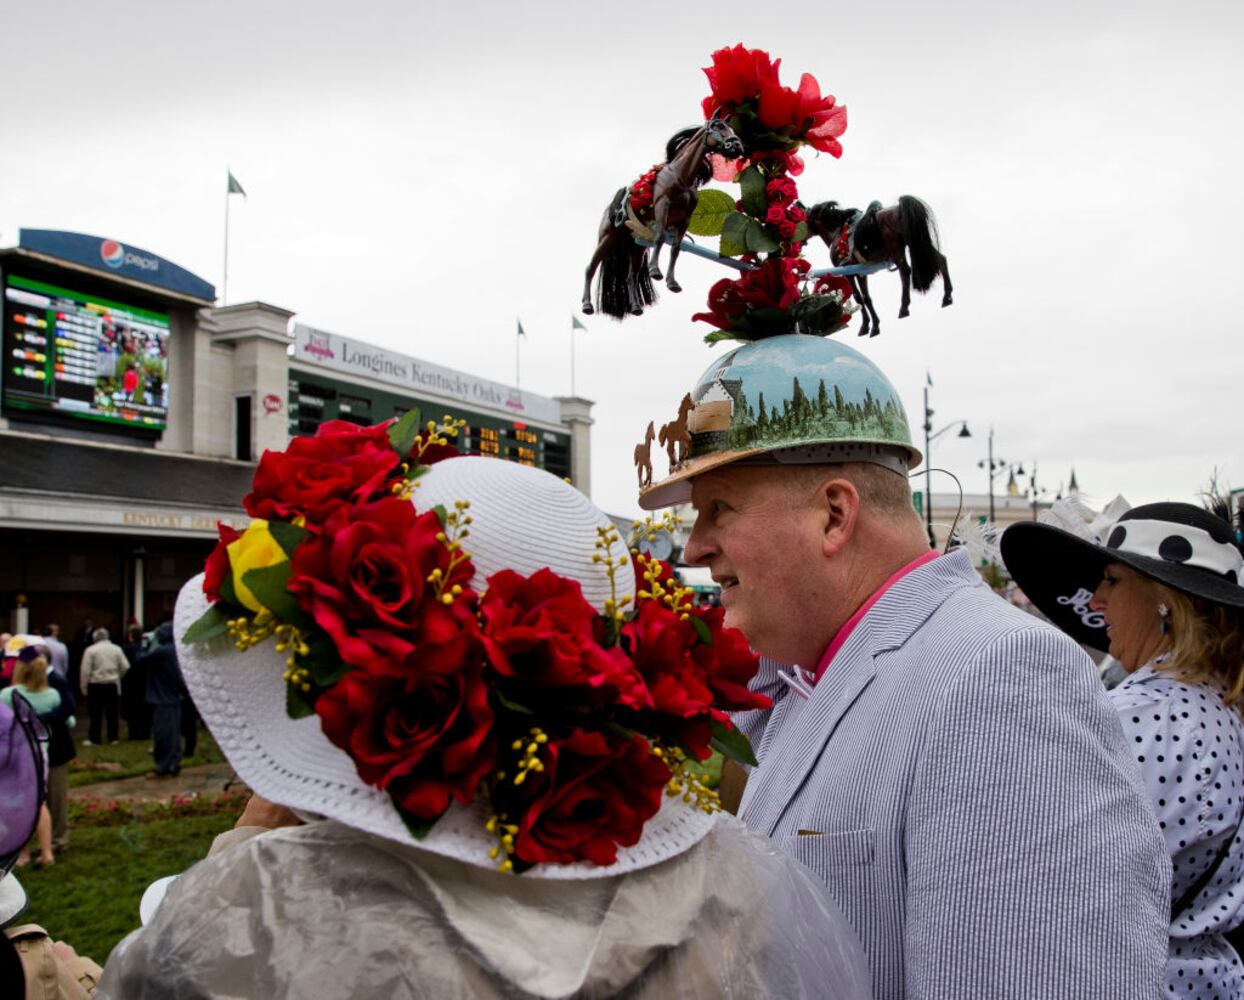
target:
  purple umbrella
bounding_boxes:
[0,693,46,873]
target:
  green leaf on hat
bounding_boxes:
[494,687,535,716]
[182,603,231,644]
[302,634,350,687]
[217,568,240,607]
[285,682,315,720]
[268,520,310,559]
[387,407,422,459]
[738,166,767,218]
[690,616,713,646]
[709,719,759,768]
[433,504,448,528]
[241,563,311,629]
[397,807,436,841]
[720,213,780,257]
[793,220,809,243]
[687,189,737,237]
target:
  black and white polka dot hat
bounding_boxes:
[1001,502,1244,651]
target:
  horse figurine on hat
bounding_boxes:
[806,195,953,338]
[581,113,744,320]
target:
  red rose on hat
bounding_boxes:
[203,521,241,602]
[245,419,400,526]
[508,729,670,866]
[481,569,651,710]
[288,498,474,672]
[314,628,495,820]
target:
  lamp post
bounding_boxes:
[978,427,1023,524]
[922,381,971,547]
[1023,461,1048,520]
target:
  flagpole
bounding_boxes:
[570,321,576,396]
[516,327,521,388]
[222,174,231,306]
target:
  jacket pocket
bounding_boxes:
[783,828,875,868]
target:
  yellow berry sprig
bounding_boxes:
[414,416,466,463]
[429,500,473,605]
[652,743,721,815]
[593,525,633,624]
[485,814,520,874]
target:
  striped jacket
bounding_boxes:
[736,550,1171,1000]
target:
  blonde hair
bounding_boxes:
[1157,584,1244,712]
[13,655,49,693]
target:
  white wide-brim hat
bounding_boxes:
[176,457,715,878]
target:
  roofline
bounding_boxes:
[0,247,215,308]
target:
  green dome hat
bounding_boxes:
[638,335,921,510]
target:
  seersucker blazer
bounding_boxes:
[735,550,1172,1000]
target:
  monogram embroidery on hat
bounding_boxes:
[1056,587,1105,628]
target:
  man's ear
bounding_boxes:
[818,477,861,558]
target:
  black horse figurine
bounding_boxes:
[806,196,953,337]
[582,113,743,319]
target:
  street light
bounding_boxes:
[977,427,1023,523]
[922,380,971,547]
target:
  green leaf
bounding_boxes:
[218,568,239,607]
[387,408,422,459]
[793,221,809,243]
[285,682,315,719]
[302,634,350,687]
[240,562,309,627]
[433,504,448,528]
[182,603,232,644]
[268,520,310,559]
[739,166,767,218]
[709,718,759,768]
[494,687,536,716]
[718,213,750,257]
[397,807,438,841]
[687,189,737,237]
[689,616,713,646]
[702,329,748,345]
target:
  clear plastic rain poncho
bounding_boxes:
[98,814,870,1000]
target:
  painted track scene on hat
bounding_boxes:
[688,335,912,457]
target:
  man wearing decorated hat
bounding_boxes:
[614,40,1172,999]
[638,338,1171,996]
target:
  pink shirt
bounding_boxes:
[811,550,940,684]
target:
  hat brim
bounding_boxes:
[175,577,715,879]
[639,447,768,510]
[1001,522,1244,652]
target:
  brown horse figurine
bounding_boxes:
[634,421,655,488]
[582,114,743,319]
[806,196,953,338]
[658,394,694,471]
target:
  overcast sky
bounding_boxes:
[3,0,1241,522]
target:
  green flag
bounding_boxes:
[516,318,526,338]
[571,315,587,331]
[227,170,247,197]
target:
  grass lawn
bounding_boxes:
[68,727,225,787]
[16,812,237,965]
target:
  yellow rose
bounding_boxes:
[226,520,289,612]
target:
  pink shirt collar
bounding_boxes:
[811,550,940,684]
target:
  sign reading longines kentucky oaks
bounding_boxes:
[291,325,563,428]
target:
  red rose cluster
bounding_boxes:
[701,44,847,159]
[192,417,771,871]
[692,257,810,335]
[629,164,663,217]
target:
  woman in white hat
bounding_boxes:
[96,417,870,999]
[1003,501,1244,998]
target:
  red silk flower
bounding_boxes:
[203,521,241,602]
[287,498,475,672]
[508,729,671,867]
[314,628,495,820]
[244,419,399,527]
[701,44,782,118]
[480,569,651,711]
[692,257,806,332]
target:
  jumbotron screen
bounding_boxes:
[2,275,170,430]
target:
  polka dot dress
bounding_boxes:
[1112,663,1244,998]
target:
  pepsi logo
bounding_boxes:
[100,240,125,269]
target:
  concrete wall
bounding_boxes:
[556,396,594,497]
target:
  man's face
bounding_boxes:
[683,466,826,665]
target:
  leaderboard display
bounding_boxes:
[3,275,170,429]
